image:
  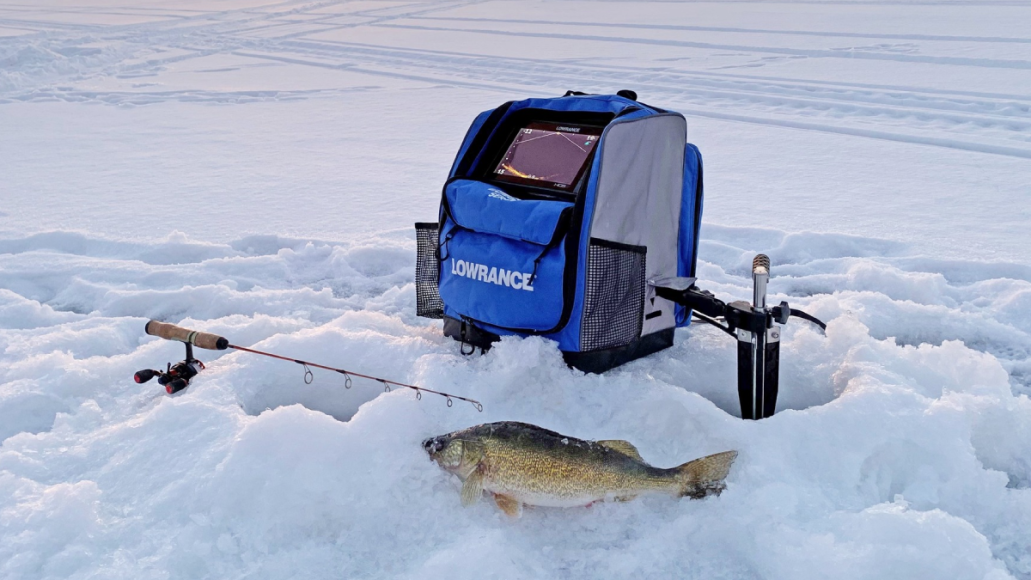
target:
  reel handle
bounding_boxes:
[145,320,228,350]
[165,378,190,395]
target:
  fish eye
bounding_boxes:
[424,437,446,455]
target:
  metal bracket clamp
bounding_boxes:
[653,255,824,420]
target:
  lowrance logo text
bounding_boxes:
[451,259,534,292]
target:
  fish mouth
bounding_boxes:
[423,436,443,457]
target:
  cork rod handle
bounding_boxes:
[144,320,229,350]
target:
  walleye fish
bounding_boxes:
[423,421,737,518]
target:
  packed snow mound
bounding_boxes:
[1,227,1029,580]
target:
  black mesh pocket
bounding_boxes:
[415,222,444,319]
[580,238,646,351]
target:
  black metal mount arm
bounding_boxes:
[653,266,825,420]
[656,284,825,338]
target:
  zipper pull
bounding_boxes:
[437,226,458,261]
[528,245,552,286]
[459,321,475,355]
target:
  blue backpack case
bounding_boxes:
[416,92,704,373]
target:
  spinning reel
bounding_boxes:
[134,341,205,394]
[134,321,226,395]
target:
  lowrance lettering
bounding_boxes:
[451,259,534,292]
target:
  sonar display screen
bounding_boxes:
[492,121,602,191]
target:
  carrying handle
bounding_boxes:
[145,320,228,350]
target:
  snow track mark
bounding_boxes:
[374,21,1031,70]
[3,0,1030,158]
[242,39,1031,158]
[414,16,1031,45]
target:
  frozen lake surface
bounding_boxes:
[1,1,1030,579]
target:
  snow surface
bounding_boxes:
[1,1,1030,578]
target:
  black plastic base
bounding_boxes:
[563,329,675,374]
[442,316,674,374]
[443,316,501,351]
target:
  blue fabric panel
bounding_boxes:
[509,95,641,115]
[439,219,568,332]
[448,109,493,178]
[675,143,704,327]
[445,180,572,245]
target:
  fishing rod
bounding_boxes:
[134,320,483,411]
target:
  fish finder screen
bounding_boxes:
[492,122,602,191]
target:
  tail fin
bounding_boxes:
[675,450,738,499]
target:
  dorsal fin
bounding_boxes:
[597,440,643,461]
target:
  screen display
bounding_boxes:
[492,121,602,191]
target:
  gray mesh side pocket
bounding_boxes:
[580,238,646,351]
[415,222,444,319]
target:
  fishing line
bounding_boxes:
[227,343,482,411]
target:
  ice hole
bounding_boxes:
[234,369,381,422]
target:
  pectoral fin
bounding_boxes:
[493,493,523,518]
[460,471,484,507]
[598,440,644,462]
